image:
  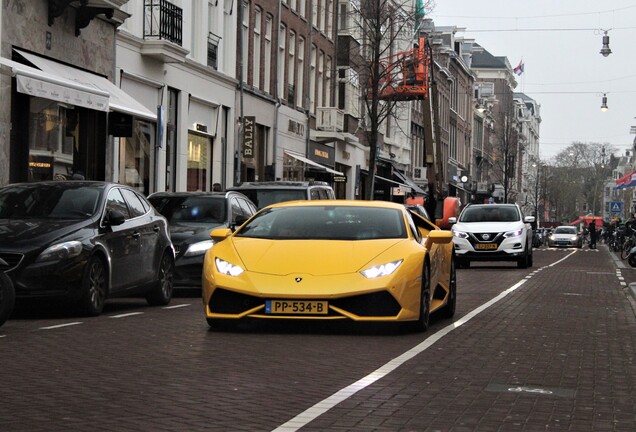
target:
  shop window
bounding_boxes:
[187,132,212,191]
[119,120,153,195]
[27,100,78,181]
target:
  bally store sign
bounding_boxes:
[242,116,255,158]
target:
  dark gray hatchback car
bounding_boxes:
[148,191,257,290]
[0,181,175,316]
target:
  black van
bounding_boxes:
[227,181,335,209]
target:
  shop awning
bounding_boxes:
[285,151,344,175]
[0,55,109,111]
[15,50,156,121]
[393,169,426,195]
[375,175,411,190]
[614,170,636,190]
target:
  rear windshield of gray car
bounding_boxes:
[239,190,307,209]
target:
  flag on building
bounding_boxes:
[514,59,524,76]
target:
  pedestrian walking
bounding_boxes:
[589,220,597,249]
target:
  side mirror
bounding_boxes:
[424,230,454,249]
[448,217,457,224]
[232,215,249,229]
[524,216,536,223]
[104,209,126,226]
[210,228,232,243]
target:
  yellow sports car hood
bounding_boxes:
[229,237,406,276]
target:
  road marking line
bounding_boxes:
[273,255,582,432]
[163,304,191,309]
[39,322,82,330]
[109,312,144,319]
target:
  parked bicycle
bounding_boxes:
[621,232,636,260]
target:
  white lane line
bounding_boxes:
[163,304,191,309]
[39,322,83,330]
[272,253,578,432]
[109,312,144,319]
[0,335,6,338]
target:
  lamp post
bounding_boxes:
[532,161,541,227]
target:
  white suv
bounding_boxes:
[449,203,535,268]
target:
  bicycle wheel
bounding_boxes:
[621,240,632,260]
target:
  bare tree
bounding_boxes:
[343,0,433,199]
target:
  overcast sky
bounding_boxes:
[428,0,636,162]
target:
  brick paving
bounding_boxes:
[302,246,636,431]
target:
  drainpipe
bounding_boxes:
[237,0,244,185]
[272,0,282,181]
[305,3,312,180]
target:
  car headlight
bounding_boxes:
[452,230,469,239]
[215,258,244,276]
[360,259,403,278]
[549,235,555,240]
[570,236,578,241]
[184,240,215,257]
[503,229,523,238]
[36,241,83,263]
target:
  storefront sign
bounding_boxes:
[109,112,133,137]
[308,141,335,165]
[242,116,255,158]
[287,119,305,137]
[333,175,347,183]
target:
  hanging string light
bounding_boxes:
[601,93,608,111]
[600,30,612,57]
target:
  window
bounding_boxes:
[325,0,333,37]
[325,56,331,106]
[289,0,297,12]
[121,189,147,218]
[312,0,318,27]
[310,45,316,112]
[297,37,305,107]
[253,7,262,89]
[264,15,272,94]
[106,189,130,219]
[299,0,306,17]
[242,1,249,81]
[317,51,324,109]
[278,24,286,99]
[319,0,325,32]
[187,132,211,191]
[288,31,296,104]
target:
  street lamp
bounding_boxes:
[532,161,541,227]
[601,93,608,112]
[600,31,612,57]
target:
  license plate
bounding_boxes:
[265,300,328,315]
[476,243,498,250]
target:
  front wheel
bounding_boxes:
[80,256,108,316]
[146,252,174,306]
[441,257,456,319]
[410,263,431,332]
[0,272,16,327]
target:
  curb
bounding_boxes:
[630,283,636,301]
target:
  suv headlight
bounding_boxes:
[503,229,523,238]
[215,258,244,276]
[452,230,469,239]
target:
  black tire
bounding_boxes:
[517,245,529,269]
[621,241,631,260]
[411,263,431,332]
[80,256,108,316]
[146,252,174,306]
[0,272,16,327]
[441,257,456,319]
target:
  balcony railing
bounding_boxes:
[316,107,344,132]
[144,0,183,46]
[207,32,221,69]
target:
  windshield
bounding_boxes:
[236,205,408,240]
[238,190,307,209]
[149,196,227,224]
[459,206,520,223]
[554,227,577,234]
[0,184,101,219]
